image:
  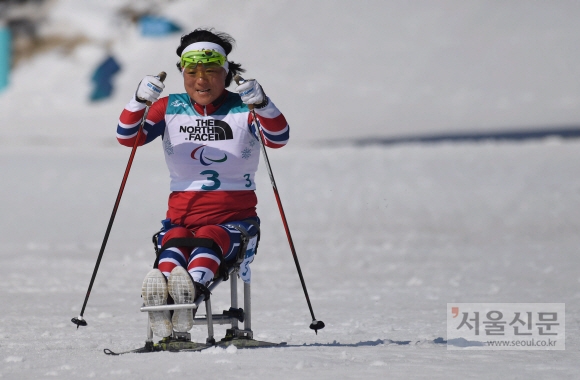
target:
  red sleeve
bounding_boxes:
[117,97,168,147]
[248,98,290,149]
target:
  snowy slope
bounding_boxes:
[1,1,579,379]
[1,141,579,379]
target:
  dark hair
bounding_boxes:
[176,28,245,87]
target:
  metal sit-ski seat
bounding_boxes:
[138,224,277,351]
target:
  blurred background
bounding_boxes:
[1,0,580,146]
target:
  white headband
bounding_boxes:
[181,42,229,74]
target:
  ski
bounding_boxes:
[104,337,285,355]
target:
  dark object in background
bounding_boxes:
[90,54,121,102]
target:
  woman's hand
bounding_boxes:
[135,75,165,104]
[235,79,266,106]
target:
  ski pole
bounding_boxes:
[234,75,325,334]
[72,72,167,328]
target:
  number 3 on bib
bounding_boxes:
[244,174,252,188]
[201,170,221,190]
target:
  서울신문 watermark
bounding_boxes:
[446,303,565,350]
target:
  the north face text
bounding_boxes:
[180,119,233,141]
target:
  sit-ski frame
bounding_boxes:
[140,265,255,346]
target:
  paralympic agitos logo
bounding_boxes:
[180,119,233,142]
[191,145,227,166]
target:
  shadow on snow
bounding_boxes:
[284,337,447,348]
[326,125,580,147]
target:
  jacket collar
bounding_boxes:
[192,90,228,116]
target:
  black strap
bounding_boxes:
[153,237,224,269]
[159,237,222,256]
[194,281,212,300]
[244,218,260,233]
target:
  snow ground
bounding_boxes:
[1,140,579,379]
[1,0,580,378]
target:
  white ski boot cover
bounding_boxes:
[142,269,172,337]
[168,266,196,332]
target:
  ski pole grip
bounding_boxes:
[234,75,255,110]
[234,74,244,85]
[156,71,167,83]
[146,71,167,106]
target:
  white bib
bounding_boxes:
[163,93,260,192]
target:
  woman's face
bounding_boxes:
[183,63,227,106]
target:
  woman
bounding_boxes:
[116,28,289,338]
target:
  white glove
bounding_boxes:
[235,79,266,106]
[135,75,165,104]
